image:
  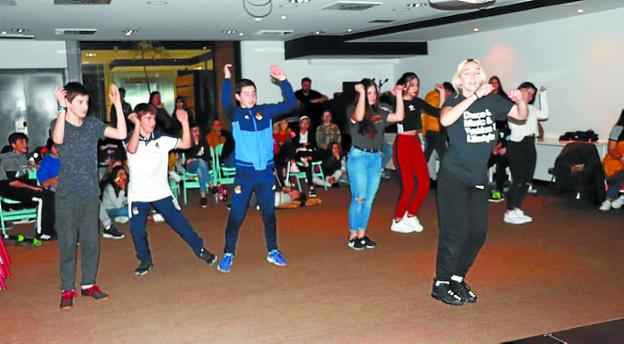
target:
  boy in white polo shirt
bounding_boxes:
[125,103,217,275]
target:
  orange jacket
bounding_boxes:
[422,90,441,134]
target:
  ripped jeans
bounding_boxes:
[347,147,382,233]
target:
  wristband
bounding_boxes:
[57,104,67,112]
[474,93,480,100]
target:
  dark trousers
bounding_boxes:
[224,166,277,255]
[129,196,204,264]
[506,136,536,210]
[424,131,447,162]
[1,186,56,236]
[435,167,489,281]
[56,194,100,291]
[487,153,509,192]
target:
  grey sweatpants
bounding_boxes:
[55,194,101,291]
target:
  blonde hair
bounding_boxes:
[451,59,487,94]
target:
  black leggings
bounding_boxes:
[506,136,536,210]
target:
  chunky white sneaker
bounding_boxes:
[514,209,532,223]
[504,210,525,224]
[391,217,415,233]
[611,196,624,209]
[405,215,424,232]
[599,200,612,211]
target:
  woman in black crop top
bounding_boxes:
[390,73,445,234]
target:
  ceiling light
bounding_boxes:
[146,0,167,5]
[1,31,7,35]
[280,15,287,20]
[238,32,245,36]
[222,29,238,35]
[576,7,584,14]
[406,2,426,7]
[123,28,139,36]
[313,30,325,35]
[85,52,97,57]
[254,18,262,22]
[12,28,29,33]
[202,46,207,50]
[473,27,480,32]
[289,0,310,3]
[347,28,353,32]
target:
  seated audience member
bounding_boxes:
[37,139,60,191]
[315,110,342,156]
[600,109,624,211]
[0,132,56,240]
[102,165,129,222]
[273,118,296,186]
[274,186,321,209]
[98,137,127,179]
[185,124,216,208]
[313,142,347,188]
[206,118,235,167]
[293,116,319,197]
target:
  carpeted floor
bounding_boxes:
[1,179,623,343]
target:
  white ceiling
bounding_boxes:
[0,0,621,42]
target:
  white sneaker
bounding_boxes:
[611,196,624,209]
[114,216,129,224]
[599,200,612,211]
[391,215,415,233]
[405,215,424,232]
[168,171,181,182]
[514,209,532,223]
[504,210,525,224]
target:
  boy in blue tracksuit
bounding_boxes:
[217,64,296,273]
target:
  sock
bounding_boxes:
[451,275,463,283]
[435,280,450,287]
[81,284,93,290]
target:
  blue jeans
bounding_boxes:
[129,197,204,263]
[224,165,277,254]
[607,178,624,199]
[347,148,382,232]
[106,207,128,219]
[186,159,212,194]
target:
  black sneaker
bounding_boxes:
[431,281,464,306]
[450,280,478,303]
[80,285,109,301]
[60,290,76,310]
[134,261,153,276]
[198,248,217,265]
[347,237,365,251]
[209,186,219,194]
[103,226,125,240]
[308,187,317,198]
[360,236,377,249]
[200,197,208,208]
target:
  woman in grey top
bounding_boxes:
[346,78,404,250]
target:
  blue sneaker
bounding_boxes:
[217,253,234,273]
[267,249,287,267]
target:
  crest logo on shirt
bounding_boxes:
[255,112,263,121]
[154,142,160,148]
[408,104,416,111]
[244,115,250,120]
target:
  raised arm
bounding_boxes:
[125,113,141,154]
[440,84,493,127]
[536,87,549,120]
[266,65,297,117]
[104,84,128,140]
[351,83,366,123]
[506,89,528,121]
[51,87,68,145]
[175,109,192,150]
[386,85,405,123]
[221,64,234,116]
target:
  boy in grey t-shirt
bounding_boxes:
[51,82,127,310]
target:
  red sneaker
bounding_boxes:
[80,285,109,301]
[60,290,77,310]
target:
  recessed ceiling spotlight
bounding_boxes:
[406,2,427,7]
[473,27,480,32]
[202,46,207,50]
[280,15,287,20]
[238,32,245,37]
[146,1,167,5]
[347,28,353,32]
[576,7,584,14]
[289,0,310,3]
[222,29,238,35]
[123,28,139,36]
[313,30,325,35]
[12,28,29,33]
[255,18,262,22]
[85,52,97,57]
[1,31,7,35]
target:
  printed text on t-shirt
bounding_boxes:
[463,110,496,143]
